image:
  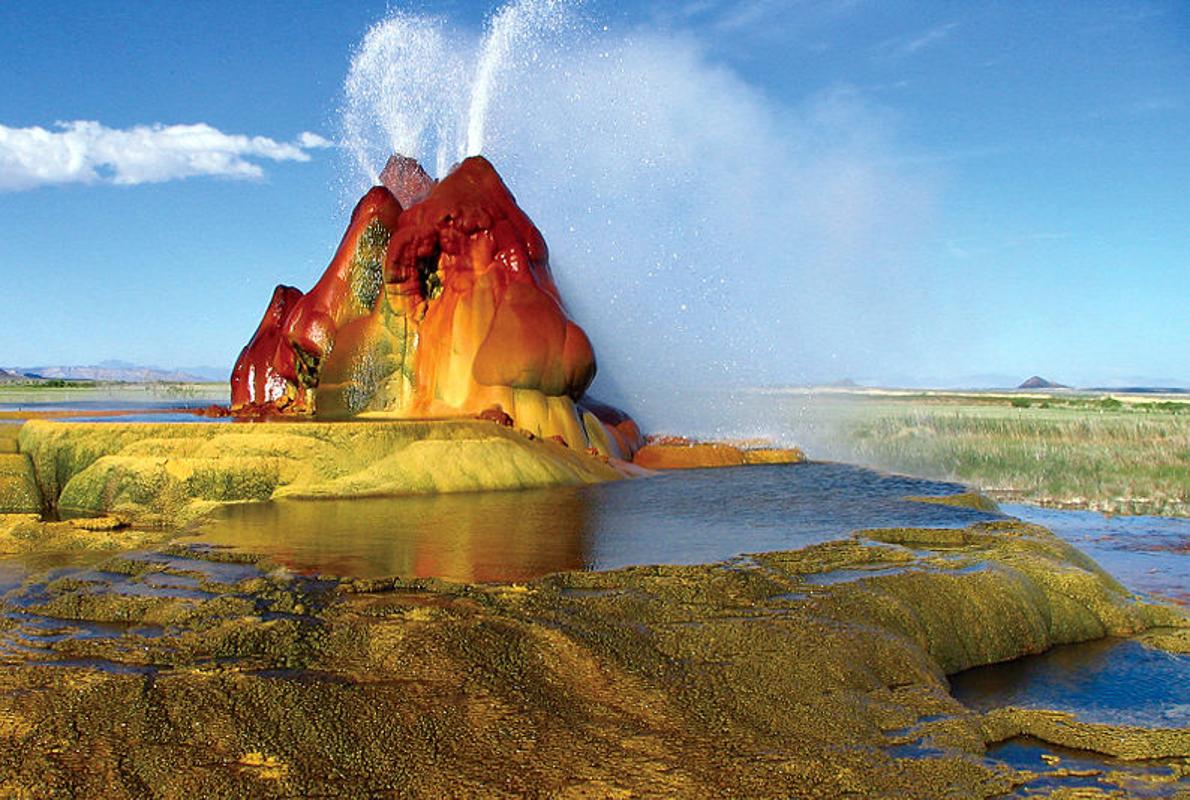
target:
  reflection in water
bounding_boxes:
[189,487,593,583]
[185,462,1002,582]
[950,637,1190,728]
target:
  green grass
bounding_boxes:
[842,395,1190,516]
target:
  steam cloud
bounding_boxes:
[0,121,331,191]
[339,1,937,433]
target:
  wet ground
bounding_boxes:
[986,736,1188,798]
[0,511,1183,797]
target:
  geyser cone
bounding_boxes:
[231,155,642,458]
[379,154,436,207]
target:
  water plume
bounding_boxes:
[340,1,934,443]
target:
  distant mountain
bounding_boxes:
[1018,376,1068,390]
[0,368,35,383]
[9,364,221,383]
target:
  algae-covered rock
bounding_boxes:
[18,419,620,525]
[0,452,41,514]
[0,513,167,554]
[229,156,646,459]
[981,707,1190,760]
[1,518,1182,797]
[752,520,1160,674]
[904,491,1001,513]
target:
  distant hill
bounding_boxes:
[1018,376,1068,390]
[5,362,224,383]
[0,368,34,383]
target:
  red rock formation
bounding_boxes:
[379,154,435,208]
[230,155,643,459]
[230,285,308,413]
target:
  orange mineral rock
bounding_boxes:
[633,441,807,470]
[230,155,643,459]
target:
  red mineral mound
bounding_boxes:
[230,156,643,459]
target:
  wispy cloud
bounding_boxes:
[0,121,332,191]
[654,0,860,36]
[879,21,959,58]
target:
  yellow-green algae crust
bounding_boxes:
[0,519,1184,797]
[0,453,41,514]
[0,422,41,514]
[17,418,620,525]
[0,513,170,555]
[904,490,1001,513]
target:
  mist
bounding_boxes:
[341,2,938,438]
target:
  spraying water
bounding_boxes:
[343,0,574,181]
[464,0,571,159]
[340,1,935,443]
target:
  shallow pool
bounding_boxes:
[951,636,1190,728]
[183,462,1002,582]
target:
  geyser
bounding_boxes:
[338,0,934,443]
[231,155,644,460]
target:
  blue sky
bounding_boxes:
[0,0,1186,389]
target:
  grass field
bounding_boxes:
[837,392,1190,516]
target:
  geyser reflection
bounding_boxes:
[341,1,934,442]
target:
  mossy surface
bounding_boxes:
[0,453,41,514]
[0,519,1183,797]
[904,490,1001,513]
[18,419,620,525]
[0,514,168,555]
[0,424,19,454]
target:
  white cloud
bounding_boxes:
[0,120,332,191]
[297,131,334,149]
